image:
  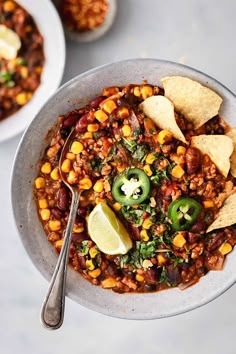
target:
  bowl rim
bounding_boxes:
[0,0,66,143]
[11,58,236,320]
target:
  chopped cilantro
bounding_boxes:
[121,206,144,226]
[121,137,137,153]
[133,144,149,163]
[77,240,89,256]
[0,70,15,85]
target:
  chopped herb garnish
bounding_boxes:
[77,240,89,256]
[121,206,144,226]
[133,144,149,163]
[0,70,15,85]
[121,137,137,153]
[16,57,27,66]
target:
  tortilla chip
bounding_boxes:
[191,135,233,177]
[161,76,223,129]
[141,95,186,143]
[207,193,236,233]
[226,128,236,177]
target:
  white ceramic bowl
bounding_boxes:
[11,59,236,319]
[0,0,66,143]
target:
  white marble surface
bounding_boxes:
[1,0,236,353]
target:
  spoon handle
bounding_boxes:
[40,190,80,330]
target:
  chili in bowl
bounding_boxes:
[11,59,236,319]
[0,0,65,142]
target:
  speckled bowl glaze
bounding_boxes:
[11,59,236,319]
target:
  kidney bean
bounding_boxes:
[51,207,64,219]
[72,233,87,243]
[167,265,181,284]
[75,112,95,133]
[63,113,80,127]
[57,186,70,210]
[77,255,86,270]
[186,147,201,175]
[187,232,201,244]
[89,95,105,108]
[206,231,225,251]
[190,219,206,233]
[144,284,157,292]
[77,207,87,217]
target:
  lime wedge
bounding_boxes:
[0,24,21,60]
[88,202,132,255]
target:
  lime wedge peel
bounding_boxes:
[88,202,132,255]
[0,24,21,60]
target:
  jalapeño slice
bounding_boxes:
[112,168,151,206]
[168,197,202,231]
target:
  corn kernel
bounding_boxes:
[79,177,92,190]
[102,100,117,114]
[94,109,108,123]
[46,144,60,158]
[173,233,186,248]
[142,259,153,268]
[66,152,76,160]
[41,162,52,174]
[117,107,130,119]
[87,123,99,132]
[15,92,30,105]
[101,277,117,288]
[144,118,157,134]
[133,86,141,97]
[61,159,71,173]
[203,200,215,208]
[48,220,61,231]
[35,66,43,74]
[102,86,119,96]
[89,246,99,258]
[171,165,185,179]
[144,164,153,176]
[73,224,84,233]
[20,66,29,79]
[55,239,63,249]
[67,170,78,184]
[117,164,126,172]
[34,177,45,189]
[93,179,104,193]
[140,229,149,241]
[95,197,106,204]
[146,152,156,164]
[141,85,153,99]
[70,141,83,154]
[219,242,232,255]
[122,124,131,137]
[24,25,32,33]
[48,232,60,242]
[88,268,101,278]
[40,209,51,221]
[142,218,153,230]
[38,198,48,209]
[157,129,173,144]
[136,274,144,282]
[3,1,16,12]
[50,167,60,181]
[86,259,95,271]
[83,132,93,139]
[113,202,122,211]
[177,146,186,155]
[157,254,167,265]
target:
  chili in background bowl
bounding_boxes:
[0,0,66,142]
[11,58,236,319]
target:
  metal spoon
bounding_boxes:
[40,128,80,330]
